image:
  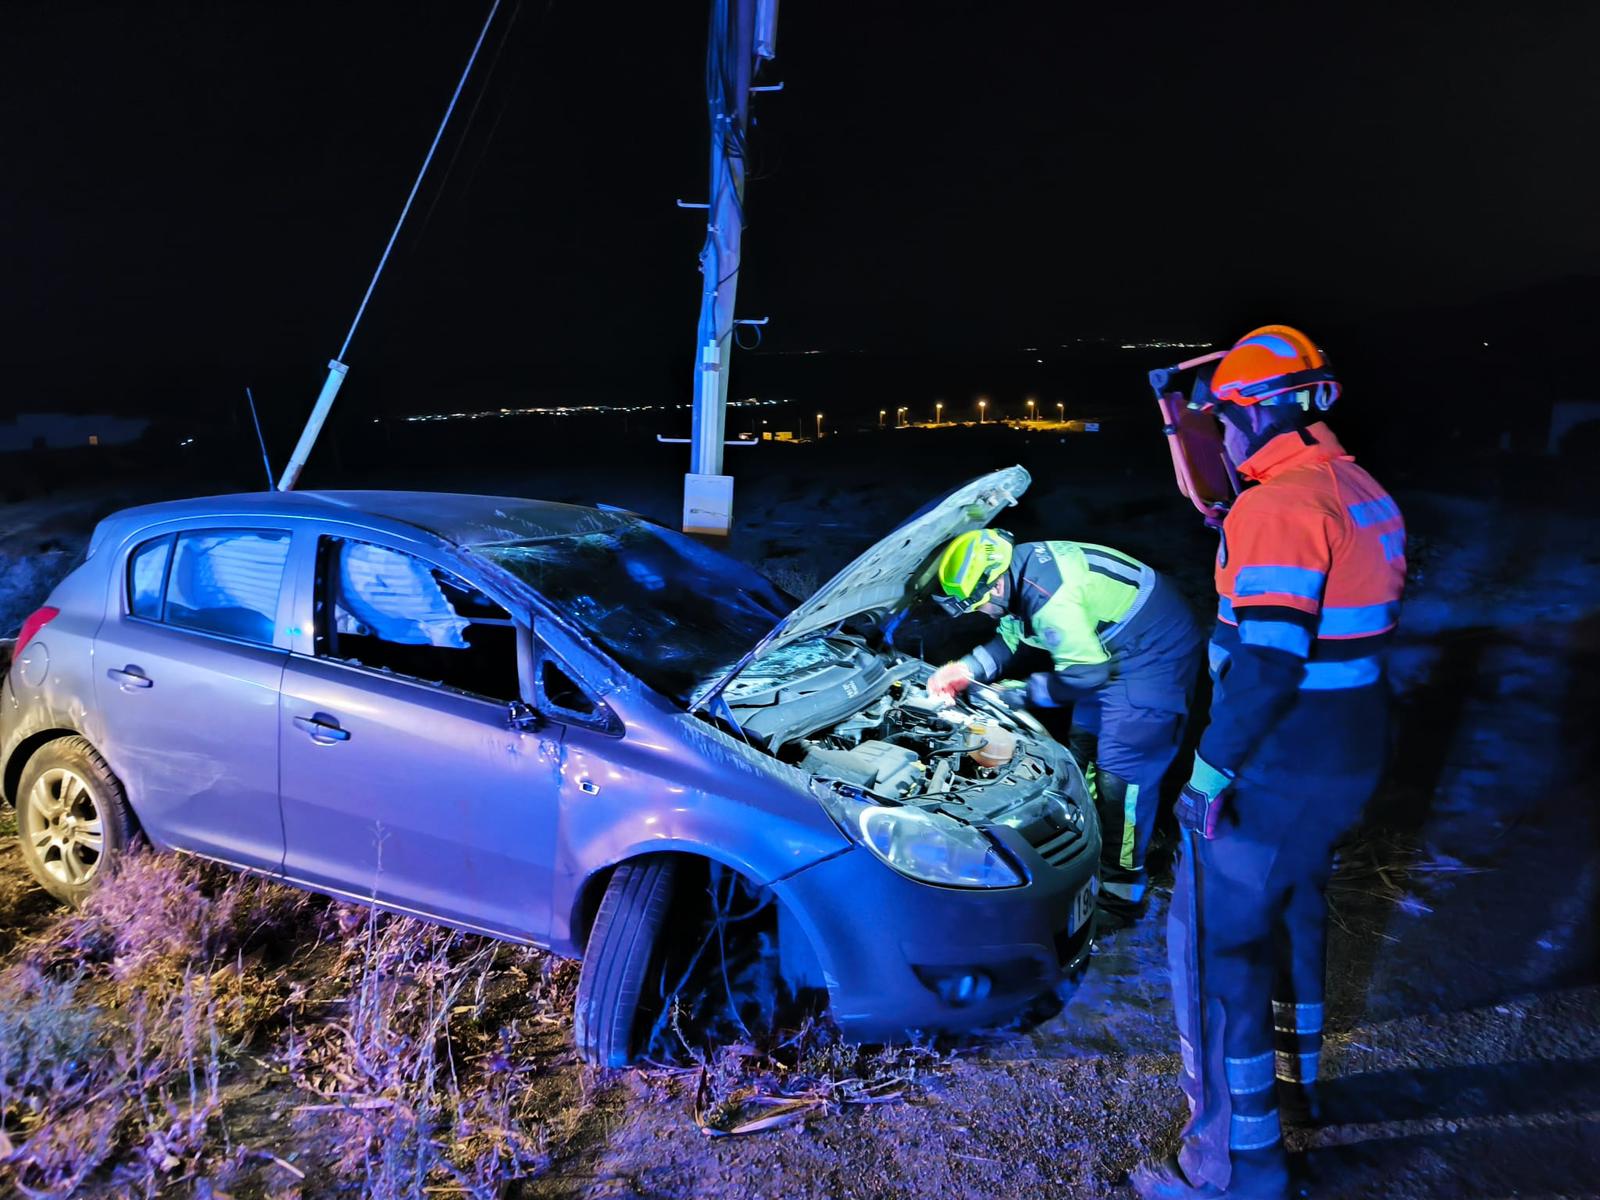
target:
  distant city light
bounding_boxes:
[403,398,790,423]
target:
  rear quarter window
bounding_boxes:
[127,535,173,620]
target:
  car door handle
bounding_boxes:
[293,714,351,743]
[107,666,153,690]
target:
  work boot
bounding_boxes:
[1128,1154,1297,1200]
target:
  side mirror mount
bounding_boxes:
[507,700,542,731]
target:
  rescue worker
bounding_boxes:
[1132,326,1407,1199]
[925,531,1204,931]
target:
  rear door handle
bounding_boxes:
[293,714,351,743]
[107,666,153,690]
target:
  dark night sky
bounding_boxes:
[5,1,1600,413]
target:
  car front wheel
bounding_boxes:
[574,854,679,1067]
[16,736,135,907]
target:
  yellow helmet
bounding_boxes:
[934,530,1014,614]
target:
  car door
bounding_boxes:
[277,532,566,941]
[91,524,295,868]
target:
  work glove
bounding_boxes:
[1026,671,1067,709]
[927,660,974,702]
[994,680,1031,710]
[1174,755,1234,840]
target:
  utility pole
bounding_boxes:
[682,0,779,536]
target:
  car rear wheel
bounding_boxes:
[574,854,678,1067]
[16,736,134,908]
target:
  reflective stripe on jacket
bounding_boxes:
[1200,422,1406,773]
[964,540,1155,690]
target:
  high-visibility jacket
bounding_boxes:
[1199,422,1406,774]
[961,540,1156,701]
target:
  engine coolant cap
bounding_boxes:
[967,722,1016,768]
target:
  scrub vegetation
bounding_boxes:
[1,426,1596,1197]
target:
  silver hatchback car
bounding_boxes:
[1,467,1099,1064]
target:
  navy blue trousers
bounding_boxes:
[1168,686,1386,1193]
[1070,575,1204,915]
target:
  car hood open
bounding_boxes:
[692,465,1030,711]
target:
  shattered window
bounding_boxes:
[164,529,290,645]
[481,523,791,706]
[541,658,595,716]
[318,538,520,702]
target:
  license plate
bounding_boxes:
[1070,879,1097,934]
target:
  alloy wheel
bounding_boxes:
[24,767,105,886]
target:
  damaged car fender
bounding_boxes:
[544,668,851,958]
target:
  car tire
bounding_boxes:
[15,736,135,908]
[574,854,678,1068]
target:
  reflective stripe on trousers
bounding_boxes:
[1273,1000,1324,1084]
[1273,1000,1324,1034]
[1225,1052,1281,1151]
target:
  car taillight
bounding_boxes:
[15,606,60,660]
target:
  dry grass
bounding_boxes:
[1328,828,1486,937]
[282,907,577,1196]
[0,851,588,1198]
[0,853,314,1197]
[0,846,944,1193]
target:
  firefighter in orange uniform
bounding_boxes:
[1133,327,1407,1199]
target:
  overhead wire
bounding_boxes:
[412,0,528,242]
[336,0,504,363]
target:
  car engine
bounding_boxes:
[790,686,1062,816]
[718,637,1095,869]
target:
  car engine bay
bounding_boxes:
[719,637,1094,856]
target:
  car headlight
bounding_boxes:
[818,788,1024,889]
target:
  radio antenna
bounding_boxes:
[244,387,275,491]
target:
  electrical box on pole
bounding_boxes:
[683,0,777,536]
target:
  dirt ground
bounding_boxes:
[1,431,1596,1198]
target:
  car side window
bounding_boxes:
[128,535,173,620]
[127,529,290,646]
[315,537,519,703]
[533,640,622,735]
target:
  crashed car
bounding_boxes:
[0,467,1099,1064]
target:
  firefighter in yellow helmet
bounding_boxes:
[927,529,1204,931]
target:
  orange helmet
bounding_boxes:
[1205,325,1340,411]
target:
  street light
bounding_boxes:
[879,409,886,428]
[1027,397,1036,422]
[935,401,944,424]
[978,398,988,424]
[1057,402,1065,423]
[898,405,908,428]
[816,412,824,439]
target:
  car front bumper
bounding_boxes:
[772,828,1099,1041]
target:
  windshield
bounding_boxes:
[479,523,792,705]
